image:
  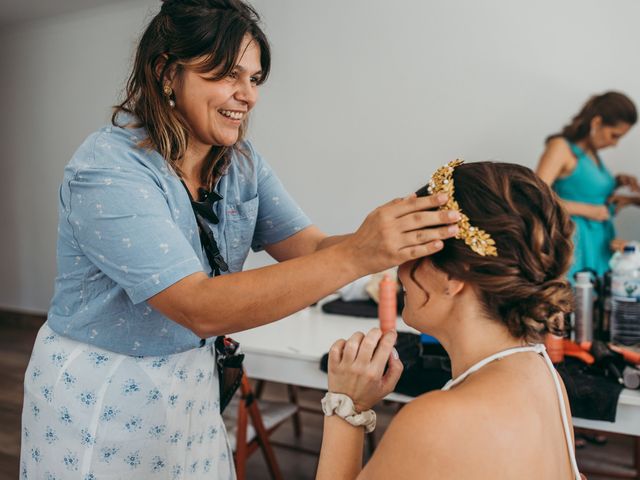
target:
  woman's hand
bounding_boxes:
[611,238,628,252]
[328,329,404,413]
[343,193,459,276]
[584,204,610,221]
[609,194,640,214]
[616,174,640,192]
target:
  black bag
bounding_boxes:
[321,293,405,318]
[394,336,451,396]
[320,332,451,397]
[182,181,245,413]
[215,336,245,414]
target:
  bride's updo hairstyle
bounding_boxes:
[415,162,574,342]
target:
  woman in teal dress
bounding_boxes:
[537,91,638,280]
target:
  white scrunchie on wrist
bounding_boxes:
[321,392,377,433]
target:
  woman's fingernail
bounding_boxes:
[437,194,448,203]
[392,348,399,359]
[448,225,459,234]
[448,211,460,220]
[433,240,443,249]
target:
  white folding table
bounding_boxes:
[233,305,640,435]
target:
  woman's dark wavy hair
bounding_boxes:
[112,0,270,188]
[413,162,575,342]
[547,91,637,144]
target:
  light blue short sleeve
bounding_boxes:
[66,165,203,304]
[248,145,312,251]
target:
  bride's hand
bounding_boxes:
[327,328,404,412]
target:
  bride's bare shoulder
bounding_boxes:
[385,389,475,441]
[381,382,507,451]
[360,390,480,478]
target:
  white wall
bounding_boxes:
[0,0,156,312]
[2,0,640,312]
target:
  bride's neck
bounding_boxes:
[434,301,526,379]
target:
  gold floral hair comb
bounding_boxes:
[427,159,498,257]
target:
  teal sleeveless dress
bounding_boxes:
[552,141,616,279]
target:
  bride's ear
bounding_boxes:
[445,276,465,297]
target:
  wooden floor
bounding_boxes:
[0,317,40,480]
[0,316,636,479]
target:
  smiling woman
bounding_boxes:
[170,38,261,154]
[19,0,460,478]
[113,0,271,191]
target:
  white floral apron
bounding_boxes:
[20,323,236,480]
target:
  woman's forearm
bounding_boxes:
[316,416,364,480]
[152,241,365,338]
[149,193,458,337]
[317,234,353,250]
[560,199,605,219]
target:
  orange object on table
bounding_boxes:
[544,334,564,363]
[562,339,594,365]
[608,344,640,365]
[378,274,397,333]
[579,341,640,365]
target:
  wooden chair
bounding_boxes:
[255,380,303,438]
[223,373,299,480]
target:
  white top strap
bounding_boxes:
[440,343,581,480]
[441,344,544,391]
[539,347,582,480]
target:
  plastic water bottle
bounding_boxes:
[573,271,595,343]
[610,244,640,345]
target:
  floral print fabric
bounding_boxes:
[21,324,235,479]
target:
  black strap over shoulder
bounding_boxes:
[180,180,229,276]
[181,180,243,414]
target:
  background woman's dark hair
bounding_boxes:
[547,91,637,144]
[112,0,270,188]
[414,162,575,342]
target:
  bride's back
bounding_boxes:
[436,351,576,479]
[360,348,578,480]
